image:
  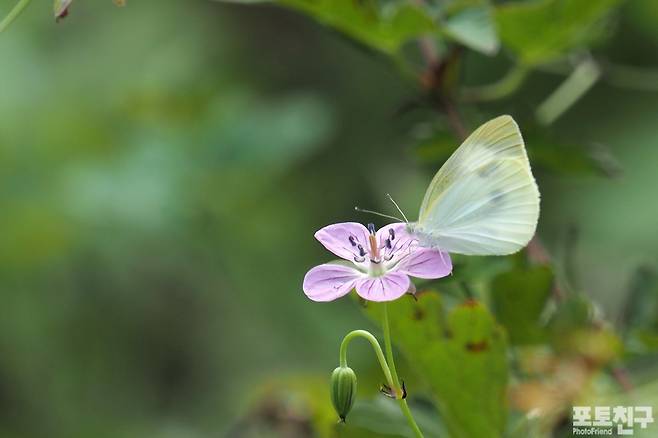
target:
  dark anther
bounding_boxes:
[385,238,392,249]
[357,244,366,257]
[367,223,376,234]
[401,381,407,399]
[379,384,396,399]
[389,228,395,240]
[348,235,357,246]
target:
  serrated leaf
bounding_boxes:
[495,0,621,65]
[491,264,553,345]
[444,6,500,56]
[364,294,508,438]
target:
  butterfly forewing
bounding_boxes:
[415,115,540,255]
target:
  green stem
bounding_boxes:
[382,303,425,438]
[0,0,32,33]
[535,57,600,125]
[339,329,395,391]
[460,64,529,102]
[382,303,401,391]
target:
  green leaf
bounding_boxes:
[495,0,621,65]
[622,266,658,353]
[548,294,592,334]
[622,265,658,330]
[365,294,508,438]
[218,0,437,55]
[287,0,438,54]
[530,139,623,178]
[491,264,553,345]
[626,0,658,44]
[546,295,622,364]
[443,6,500,56]
[336,398,447,438]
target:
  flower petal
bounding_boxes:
[315,222,370,262]
[376,222,412,247]
[376,223,415,262]
[355,272,410,302]
[303,263,362,302]
[398,248,452,279]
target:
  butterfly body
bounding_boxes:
[409,115,540,256]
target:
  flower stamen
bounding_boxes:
[367,225,381,263]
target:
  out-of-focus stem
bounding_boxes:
[536,57,600,125]
[460,64,530,102]
[0,0,32,33]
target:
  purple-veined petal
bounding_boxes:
[376,223,411,247]
[303,263,362,302]
[315,222,370,262]
[355,272,410,302]
[376,223,415,262]
[398,248,452,279]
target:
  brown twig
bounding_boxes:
[440,95,468,140]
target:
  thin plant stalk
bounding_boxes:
[0,0,32,33]
[339,329,395,391]
[382,303,425,438]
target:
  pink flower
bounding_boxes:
[303,222,452,302]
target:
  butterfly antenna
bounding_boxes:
[386,194,409,223]
[354,207,403,222]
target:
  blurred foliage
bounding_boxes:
[219,0,436,55]
[1,0,658,437]
[495,0,620,66]
[366,295,508,438]
[491,260,553,345]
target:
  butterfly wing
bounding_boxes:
[415,115,540,255]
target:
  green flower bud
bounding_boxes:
[330,366,357,422]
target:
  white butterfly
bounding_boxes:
[407,115,540,255]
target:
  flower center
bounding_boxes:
[346,224,404,276]
[363,223,381,276]
[368,223,380,261]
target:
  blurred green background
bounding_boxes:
[1,0,658,437]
